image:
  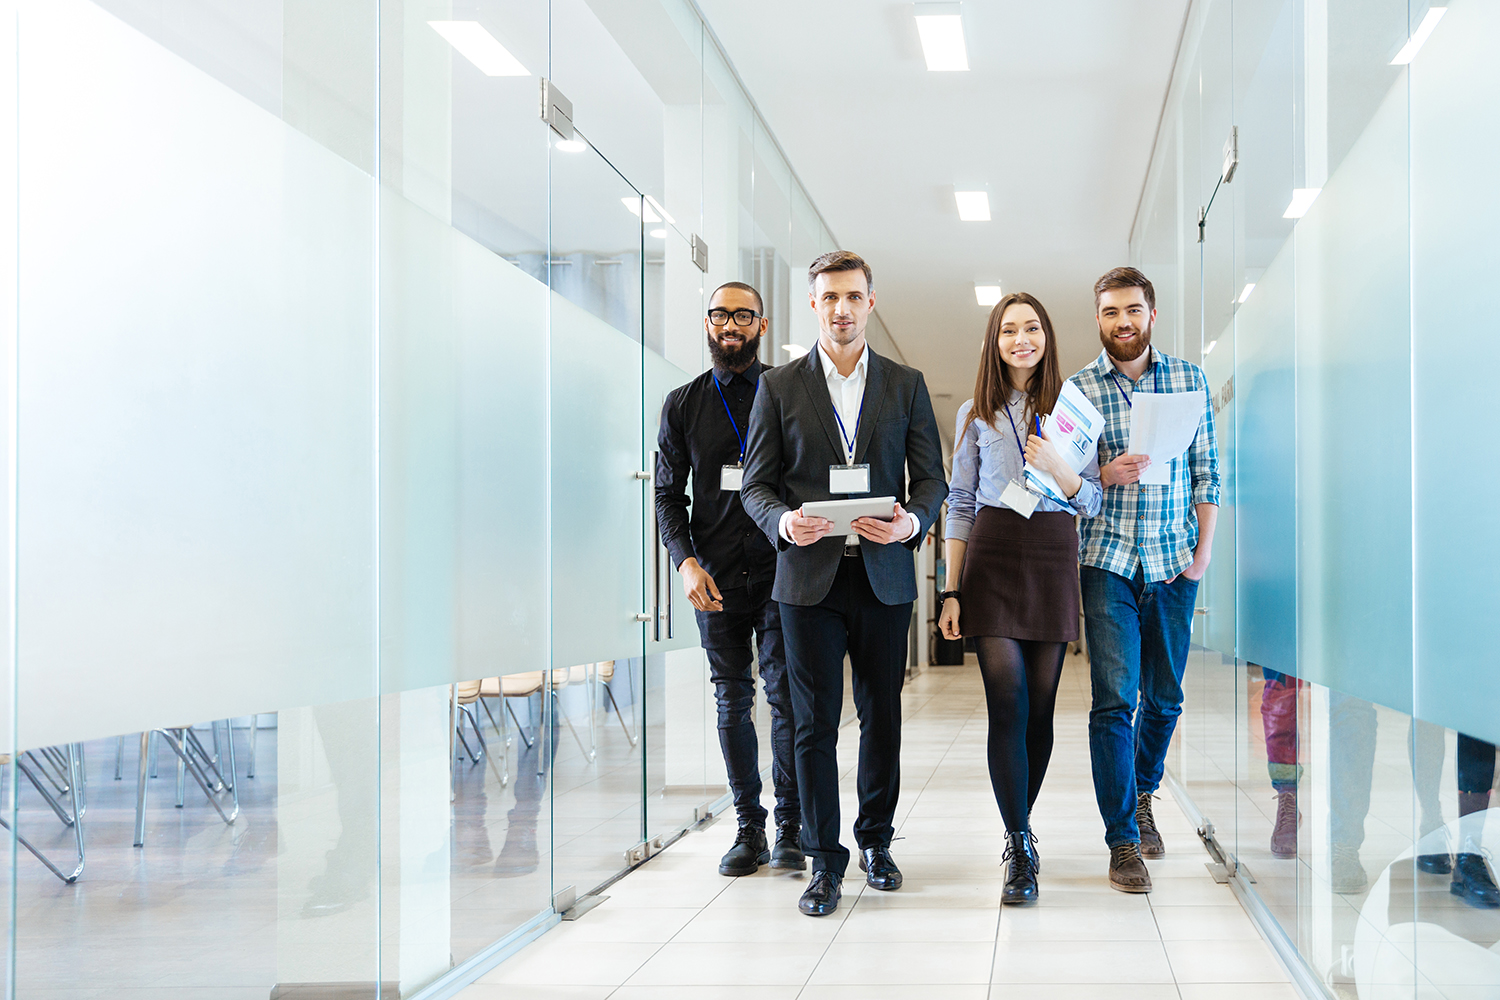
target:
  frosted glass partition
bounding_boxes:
[16,0,376,749]
[379,192,549,690]
[550,293,646,668]
[1233,247,1295,673]
[1411,0,1500,746]
[1293,79,1411,713]
[644,350,701,654]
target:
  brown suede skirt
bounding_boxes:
[958,505,1080,642]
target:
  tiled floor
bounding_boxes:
[463,657,1298,999]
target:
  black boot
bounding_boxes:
[1002,831,1039,905]
[1451,842,1500,908]
[718,823,769,876]
[770,821,807,871]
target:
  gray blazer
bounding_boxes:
[741,346,948,607]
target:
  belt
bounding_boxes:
[843,541,861,558]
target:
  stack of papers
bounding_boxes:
[1125,392,1203,484]
[1023,381,1105,505]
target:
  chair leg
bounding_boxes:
[562,708,593,762]
[506,700,535,750]
[16,758,74,827]
[157,729,238,825]
[134,731,151,847]
[224,723,238,816]
[247,715,258,779]
[464,707,488,762]
[604,686,639,747]
[114,736,125,781]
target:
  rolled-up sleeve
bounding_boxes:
[1189,369,1221,507]
[945,404,981,542]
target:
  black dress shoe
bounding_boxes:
[858,846,903,890]
[718,824,769,877]
[799,870,842,916]
[1417,853,1453,875]
[1451,849,1500,908]
[1002,830,1039,905]
[770,821,807,871]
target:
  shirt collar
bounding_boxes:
[1098,346,1161,383]
[713,358,761,386]
[817,341,868,382]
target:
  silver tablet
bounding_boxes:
[799,496,896,536]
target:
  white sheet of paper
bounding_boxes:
[1023,380,1105,504]
[1126,391,1203,485]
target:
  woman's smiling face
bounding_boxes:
[996,302,1045,374]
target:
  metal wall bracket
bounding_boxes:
[552,885,576,913]
[540,79,574,140]
[1206,862,1232,884]
[634,470,652,480]
[560,893,608,921]
[1221,126,1239,183]
[624,835,666,866]
[690,234,709,273]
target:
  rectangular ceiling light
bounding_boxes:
[1237,283,1256,303]
[974,284,1003,306]
[1391,7,1447,64]
[428,21,529,76]
[621,197,662,224]
[955,191,990,221]
[1283,187,1321,219]
[914,4,968,71]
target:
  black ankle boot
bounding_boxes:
[770,821,807,870]
[1002,830,1039,905]
[718,824,769,876]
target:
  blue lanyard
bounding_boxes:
[1108,362,1161,408]
[1002,402,1027,461]
[712,375,747,462]
[830,398,864,462]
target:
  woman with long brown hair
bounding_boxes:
[938,292,1101,905]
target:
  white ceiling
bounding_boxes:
[695,0,1191,436]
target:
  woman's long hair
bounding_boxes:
[960,292,1063,440]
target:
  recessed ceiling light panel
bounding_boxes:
[914,3,969,71]
[1283,188,1321,219]
[974,284,1002,306]
[1391,7,1446,64]
[955,191,991,222]
[428,21,529,76]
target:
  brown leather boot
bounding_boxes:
[1109,842,1152,893]
[1136,792,1164,858]
[1270,790,1299,859]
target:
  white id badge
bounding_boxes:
[1000,480,1040,519]
[720,465,744,491]
[829,463,871,494]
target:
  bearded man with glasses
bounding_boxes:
[654,281,803,877]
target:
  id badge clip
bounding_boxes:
[829,463,871,494]
[1000,479,1040,519]
[720,464,744,492]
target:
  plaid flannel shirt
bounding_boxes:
[1070,348,1220,583]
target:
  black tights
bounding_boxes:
[975,636,1067,834]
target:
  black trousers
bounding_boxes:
[779,552,911,875]
[694,581,798,828]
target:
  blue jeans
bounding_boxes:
[1082,566,1199,848]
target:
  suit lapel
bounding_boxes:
[800,348,848,460]
[853,349,888,464]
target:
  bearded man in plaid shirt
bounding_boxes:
[1069,267,1220,895]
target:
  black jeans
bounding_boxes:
[695,580,798,829]
[780,553,911,875]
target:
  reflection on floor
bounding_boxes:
[465,657,1296,1000]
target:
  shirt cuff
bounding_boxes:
[944,517,973,543]
[901,511,921,542]
[778,509,796,544]
[1192,483,1221,506]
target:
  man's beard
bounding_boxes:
[1100,318,1152,363]
[708,330,762,369]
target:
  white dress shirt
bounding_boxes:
[779,340,920,546]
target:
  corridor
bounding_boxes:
[462,658,1295,999]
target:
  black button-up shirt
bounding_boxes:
[655,360,777,588]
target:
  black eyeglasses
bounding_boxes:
[708,308,762,327]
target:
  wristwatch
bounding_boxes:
[939,590,961,603]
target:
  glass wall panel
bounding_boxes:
[1136,0,1500,995]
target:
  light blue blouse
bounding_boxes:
[945,392,1103,542]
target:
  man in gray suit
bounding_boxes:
[741,251,947,916]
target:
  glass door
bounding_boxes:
[547,137,649,899]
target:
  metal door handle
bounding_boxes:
[649,450,661,641]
